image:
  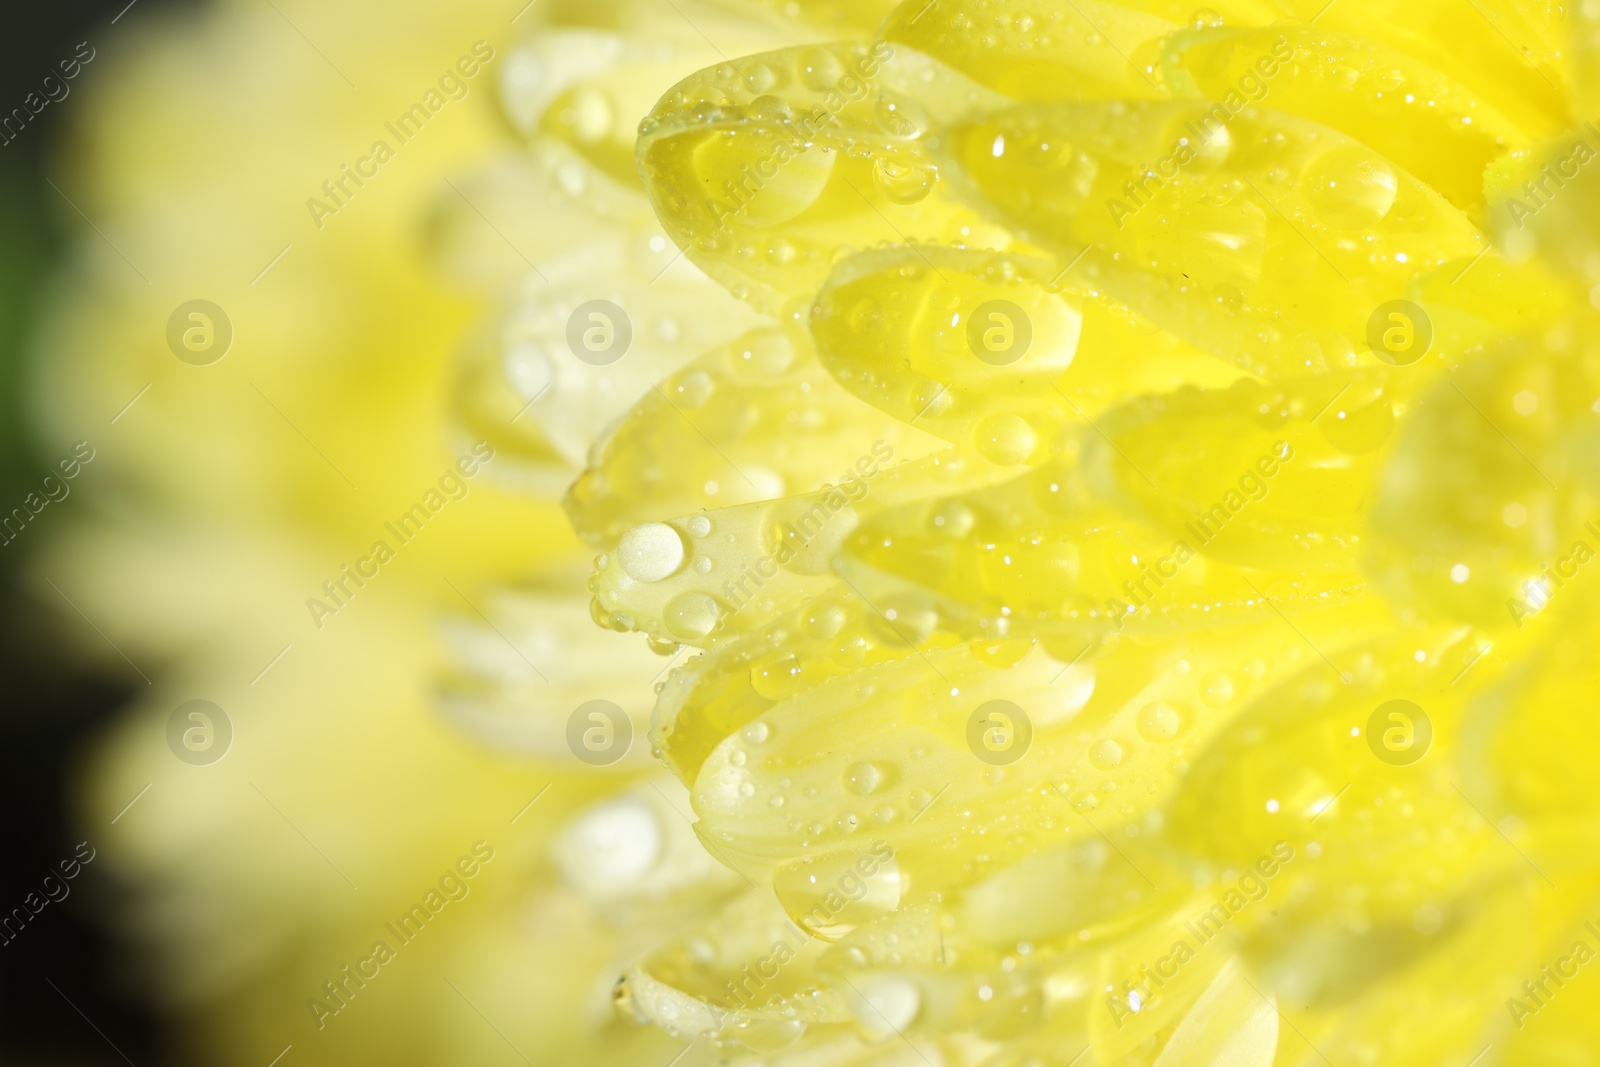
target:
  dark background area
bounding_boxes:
[1,3,178,1063]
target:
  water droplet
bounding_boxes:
[802,602,847,639]
[673,370,714,407]
[664,591,720,639]
[729,329,794,377]
[1090,739,1125,768]
[1187,121,1232,168]
[874,91,930,139]
[735,140,837,228]
[751,653,803,699]
[1137,701,1182,740]
[1198,672,1234,708]
[618,523,687,582]
[1302,145,1397,230]
[844,761,892,795]
[797,47,844,91]
[745,62,778,94]
[773,848,903,940]
[910,379,954,419]
[871,156,937,205]
[974,413,1037,465]
[848,975,921,1038]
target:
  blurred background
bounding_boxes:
[1,3,176,1063]
[0,1,728,1062]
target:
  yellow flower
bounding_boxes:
[44,0,1600,1065]
[555,2,1600,1065]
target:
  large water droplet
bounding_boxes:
[875,91,930,139]
[871,156,937,205]
[773,847,903,940]
[664,591,720,639]
[843,761,893,795]
[1302,145,1397,231]
[745,62,779,94]
[847,974,921,1039]
[729,329,794,378]
[1137,701,1183,740]
[618,523,687,582]
[750,653,803,700]
[1090,738,1126,768]
[797,47,844,90]
[802,602,847,639]
[975,413,1037,465]
[672,370,714,408]
[910,378,954,419]
[1199,672,1235,709]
